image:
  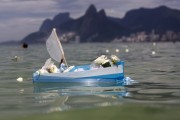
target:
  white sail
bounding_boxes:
[46,28,68,66]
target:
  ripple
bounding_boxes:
[137,89,178,94]
[172,91,180,97]
[0,43,180,117]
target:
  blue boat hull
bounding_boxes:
[33,62,124,83]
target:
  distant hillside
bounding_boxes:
[39,13,73,33]
[119,6,180,33]
[21,5,180,44]
[58,5,129,42]
[21,13,73,44]
[0,40,19,45]
[21,5,129,43]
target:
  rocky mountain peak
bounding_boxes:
[98,9,106,19]
[85,4,97,17]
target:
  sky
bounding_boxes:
[0,0,180,42]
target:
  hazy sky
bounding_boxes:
[0,0,180,42]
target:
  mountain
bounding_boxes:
[21,31,48,44]
[21,4,129,43]
[0,40,19,45]
[119,6,180,33]
[39,13,73,33]
[58,4,129,42]
[21,5,180,44]
[21,12,73,44]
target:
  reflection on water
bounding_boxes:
[33,77,133,112]
[32,77,180,113]
[126,82,180,103]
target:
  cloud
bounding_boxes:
[0,0,59,42]
[0,0,180,42]
[0,17,44,41]
[0,0,58,18]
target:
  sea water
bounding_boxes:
[0,42,180,119]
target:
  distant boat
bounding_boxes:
[33,28,125,83]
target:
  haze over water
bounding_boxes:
[0,42,180,119]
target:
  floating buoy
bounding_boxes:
[152,51,156,55]
[17,77,23,82]
[115,49,119,53]
[153,42,156,46]
[12,56,20,61]
[125,48,129,53]
[105,49,109,53]
[22,43,28,48]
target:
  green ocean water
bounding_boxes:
[0,42,180,120]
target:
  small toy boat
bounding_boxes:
[33,28,125,83]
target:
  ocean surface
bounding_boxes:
[0,42,180,119]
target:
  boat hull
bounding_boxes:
[33,62,124,83]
